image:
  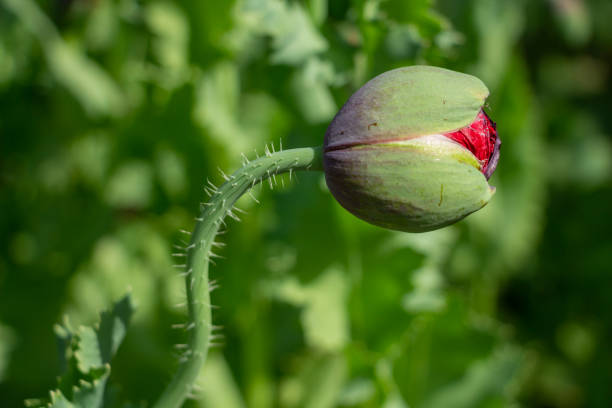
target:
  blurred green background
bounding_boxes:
[1,0,611,407]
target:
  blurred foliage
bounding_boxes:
[0,0,611,407]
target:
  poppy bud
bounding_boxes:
[323,66,500,232]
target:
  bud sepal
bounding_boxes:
[323,66,500,232]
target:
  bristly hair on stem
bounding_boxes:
[152,146,322,408]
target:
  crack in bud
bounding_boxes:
[443,109,500,180]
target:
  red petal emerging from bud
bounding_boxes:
[444,109,500,179]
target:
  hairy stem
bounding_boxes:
[153,146,323,408]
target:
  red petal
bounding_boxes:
[443,109,500,179]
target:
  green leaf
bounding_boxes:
[72,374,110,408]
[76,295,134,372]
[28,295,134,408]
[48,390,74,408]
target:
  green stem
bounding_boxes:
[153,146,323,408]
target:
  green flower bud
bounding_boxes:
[323,66,500,232]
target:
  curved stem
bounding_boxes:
[153,146,323,408]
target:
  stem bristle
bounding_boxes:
[153,147,322,408]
